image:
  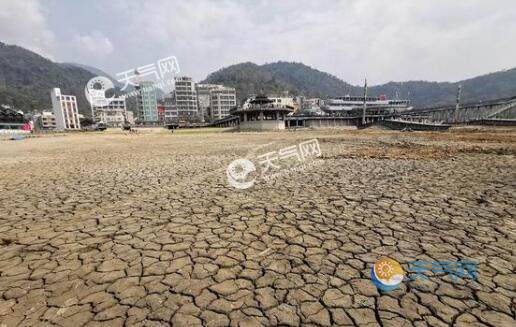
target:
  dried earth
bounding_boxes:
[0,127,515,326]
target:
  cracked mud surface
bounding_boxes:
[0,128,515,326]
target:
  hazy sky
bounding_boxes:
[1,0,515,85]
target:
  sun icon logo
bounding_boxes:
[376,261,394,279]
[371,257,404,292]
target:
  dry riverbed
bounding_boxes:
[0,127,515,326]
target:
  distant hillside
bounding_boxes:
[204,61,516,108]
[203,61,349,104]
[60,62,135,93]
[60,62,140,113]
[203,62,298,104]
[261,62,358,98]
[60,62,115,81]
[370,68,516,108]
[0,42,95,114]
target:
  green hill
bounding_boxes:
[204,61,516,108]
[0,42,96,114]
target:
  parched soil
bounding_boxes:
[0,127,515,326]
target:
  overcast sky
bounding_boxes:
[1,0,515,85]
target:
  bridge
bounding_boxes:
[400,95,516,124]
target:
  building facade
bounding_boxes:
[300,97,324,115]
[91,97,127,127]
[174,77,199,121]
[196,84,236,122]
[136,81,158,123]
[50,88,81,130]
[196,84,217,122]
[91,98,127,127]
[210,86,236,121]
[243,95,296,110]
[269,96,296,108]
[236,94,292,130]
[37,111,57,129]
[162,95,178,122]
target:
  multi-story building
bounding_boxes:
[91,97,127,127]
[196,84,218,122]
[174,76,199,121]
[243,95,297,111]
[136,81,158,123]
[210,85,236,121]
[299,97,324,115]
[268,96,297,108]
[196,84,236,122]
[37,111,57,129]
[162,95,178,122]
[50,88,81,130]
[235,94,293,130]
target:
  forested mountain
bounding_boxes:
[0,42,95,114]
[60,62,115,81]
[370,68,516,108]
[204,61,516,108]
[203,62,353,104]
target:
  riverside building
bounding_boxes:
[50,88,81,130]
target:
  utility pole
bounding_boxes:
[455,84,462,123]
[362,78,367,125]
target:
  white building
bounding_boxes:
[91,97,127,127]
[243,95,297,111]
[235,95,292,130]
[50,88,81,130]
[35,111,56,129]
[174,76,199,121]
[210,86,236,121]
[196,84,236,122]
[269,96,296,108]
[162,95,178,122]
[196,84,218,122]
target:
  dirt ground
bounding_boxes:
[0,127,515,326]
